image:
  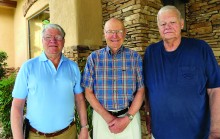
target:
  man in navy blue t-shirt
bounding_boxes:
[144,5,220,139]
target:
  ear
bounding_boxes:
[124,29,127,35]
[181,19,184,29]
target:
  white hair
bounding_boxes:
[157,5,182,22]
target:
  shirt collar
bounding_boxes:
[106,45,124,55]
[39,52,68,62]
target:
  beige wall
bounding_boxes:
[76,0,103,46]
[13,0,28,67]
[0,6,15,67]
[50,0,103,47]
[50,0,78,47]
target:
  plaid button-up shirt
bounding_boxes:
[82,46,144,110]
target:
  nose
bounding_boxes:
[165,23,172,29]
[49,37,58,42]
[112,32,118,37]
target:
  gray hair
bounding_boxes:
[157,5,182,22]
[42,24,66,38]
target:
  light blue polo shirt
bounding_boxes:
[12,52,83,133]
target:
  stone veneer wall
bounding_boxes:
[102,0,162,56]
[186,0,220,64]
[64,45,99,72]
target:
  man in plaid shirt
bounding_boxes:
[82,18,145,139]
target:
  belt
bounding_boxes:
[30,121,75,137]
[108,107,129,117]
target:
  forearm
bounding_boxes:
[85,88,115,123]
[208,88,220,138]
[10,99,25,139]
[128,87,145,115]
[75,93,88,127]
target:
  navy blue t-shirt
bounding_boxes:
[144,37,220,139]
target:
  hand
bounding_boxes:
[78,128,89,139]
[105,114,117,124]
[108,116,130,134]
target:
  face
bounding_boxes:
[104,18,126,54]
[42,28,65,58]
[157,9,184,41]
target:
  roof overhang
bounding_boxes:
[0,0,17,8]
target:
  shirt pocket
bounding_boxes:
[120,66,136,91]
[177,66,198,86]
[121,66,133,75]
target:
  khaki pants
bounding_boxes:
[28,124,77,139]
[93,110,141,139]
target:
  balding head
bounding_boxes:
[104,18,125,32]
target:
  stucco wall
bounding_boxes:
[76,0,103,46]
[13,0,27,68]
[50,0,103,48]
[50,0,78,48]
[0,6,15,67]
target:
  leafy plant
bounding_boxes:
[42,19,50,25]
[0,51,8,80]
[78,57,87,73]
[0,74,16,138]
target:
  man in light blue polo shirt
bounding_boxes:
[10,24,89,139]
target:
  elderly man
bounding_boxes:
[11,24,89,139]
[82,18,145,139]
[144,5,220,139]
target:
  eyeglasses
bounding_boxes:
[105,30,124,35]
[43,35,64,41]
[159,21,177,28]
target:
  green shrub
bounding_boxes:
[0,51,8,80]
[0,74,16,138]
